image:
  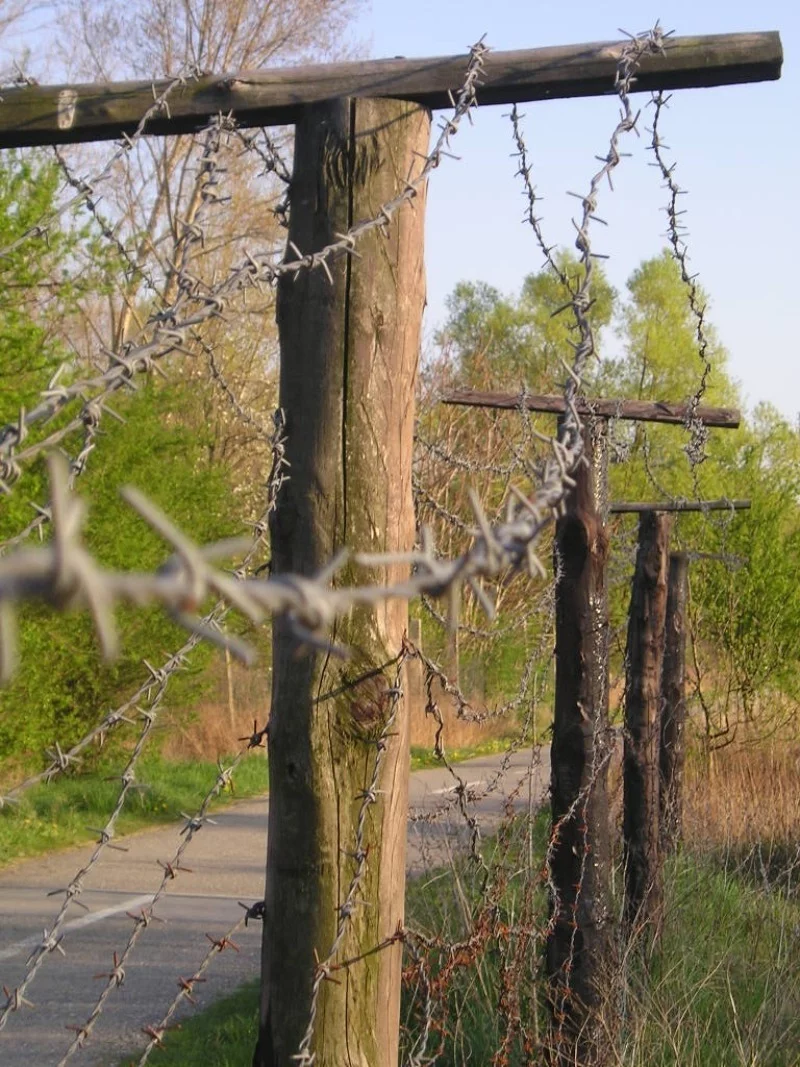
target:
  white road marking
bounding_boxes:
[429,780,483,796]
[0,893,155,961]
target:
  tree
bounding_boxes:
[437,251,616,388]
[0,152,248,767]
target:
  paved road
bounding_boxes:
[0,748,549,1065]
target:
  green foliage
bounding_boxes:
[0,151,114,417]
[691,404,800,712]
[437,251,615,388]
[433,249,800,724]
[0,152,255,771]
[0,380,247,763]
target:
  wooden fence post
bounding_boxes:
[547,417,614,1065]
[255,98,430,1067]
[659,551,690,853]
[623,512,671,935]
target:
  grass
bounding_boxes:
[119,982,260,1067]
[616,859,800,1066]
[128,799,800,1067]
[0,753,268,867]
[0,741,516,866]
[409,736,518,771]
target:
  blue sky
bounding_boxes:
[362,1,797,420]
[2,1,795,420]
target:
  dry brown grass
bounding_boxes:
[161,652,514,761]
[160,655,270,761]
[682,739,800,894]
[684,740,800,850]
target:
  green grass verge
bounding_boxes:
[1,743,520,867]
[0,754,268,867]
[129,817,800,1066]
[409,736,518,771]
[119,981,260,1067]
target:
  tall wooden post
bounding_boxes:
[256,98,429,1067]
[547,417,613,1065]
[623,513,671,935]
[659,551,690,853]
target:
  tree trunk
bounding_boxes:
[547,418,614,1066]
[623,512,671,936]
[659,551,689,853]
[255,98,429,1067]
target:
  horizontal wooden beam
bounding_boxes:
[610,499,750,514]
[0,32,781,148]
[441,390,741,428]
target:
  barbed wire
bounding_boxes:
[647,89,713,470]
[0,408,286,803]
[0,40,487,502]
[0,67,204,263]
[0,410,287,1040]
[56,734,264,1063]
[396,26,670,1065]
[0,696,159,1032]
[0,22,745,1067]
[135,911,251,1064]
[293,652,407,1066]
[0,112,237,548]
[508,105,573,292]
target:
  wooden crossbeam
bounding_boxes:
[610,499,750,514]
[0,32,781,149]
[441,389,741,428]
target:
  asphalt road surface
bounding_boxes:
[0,748,549,1066]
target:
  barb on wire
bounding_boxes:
[0,39,485,502]
[0,409,286,803]
[648,89,713,468]
[135,910,252,1065]
[55,738,261,1064]
[0,15,655,686]
[0,113,237,552]
[293,653,407,1065]
[0,408,286,1040]
[509,106,573,291]
[0,706,158,1032]
[0,67,203,263]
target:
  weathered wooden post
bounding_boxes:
[256,98,429,1067]
[660,551,690,853]
[440,393,745,1063]
[623,511,671,936]
[548,416,613,1065]
[609,504,750,877]
[0,34,778,1067]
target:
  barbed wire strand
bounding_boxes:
[0,413,287,1038]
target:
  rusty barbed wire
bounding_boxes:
[396,26,670,1065]
[0,23,717,1066]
